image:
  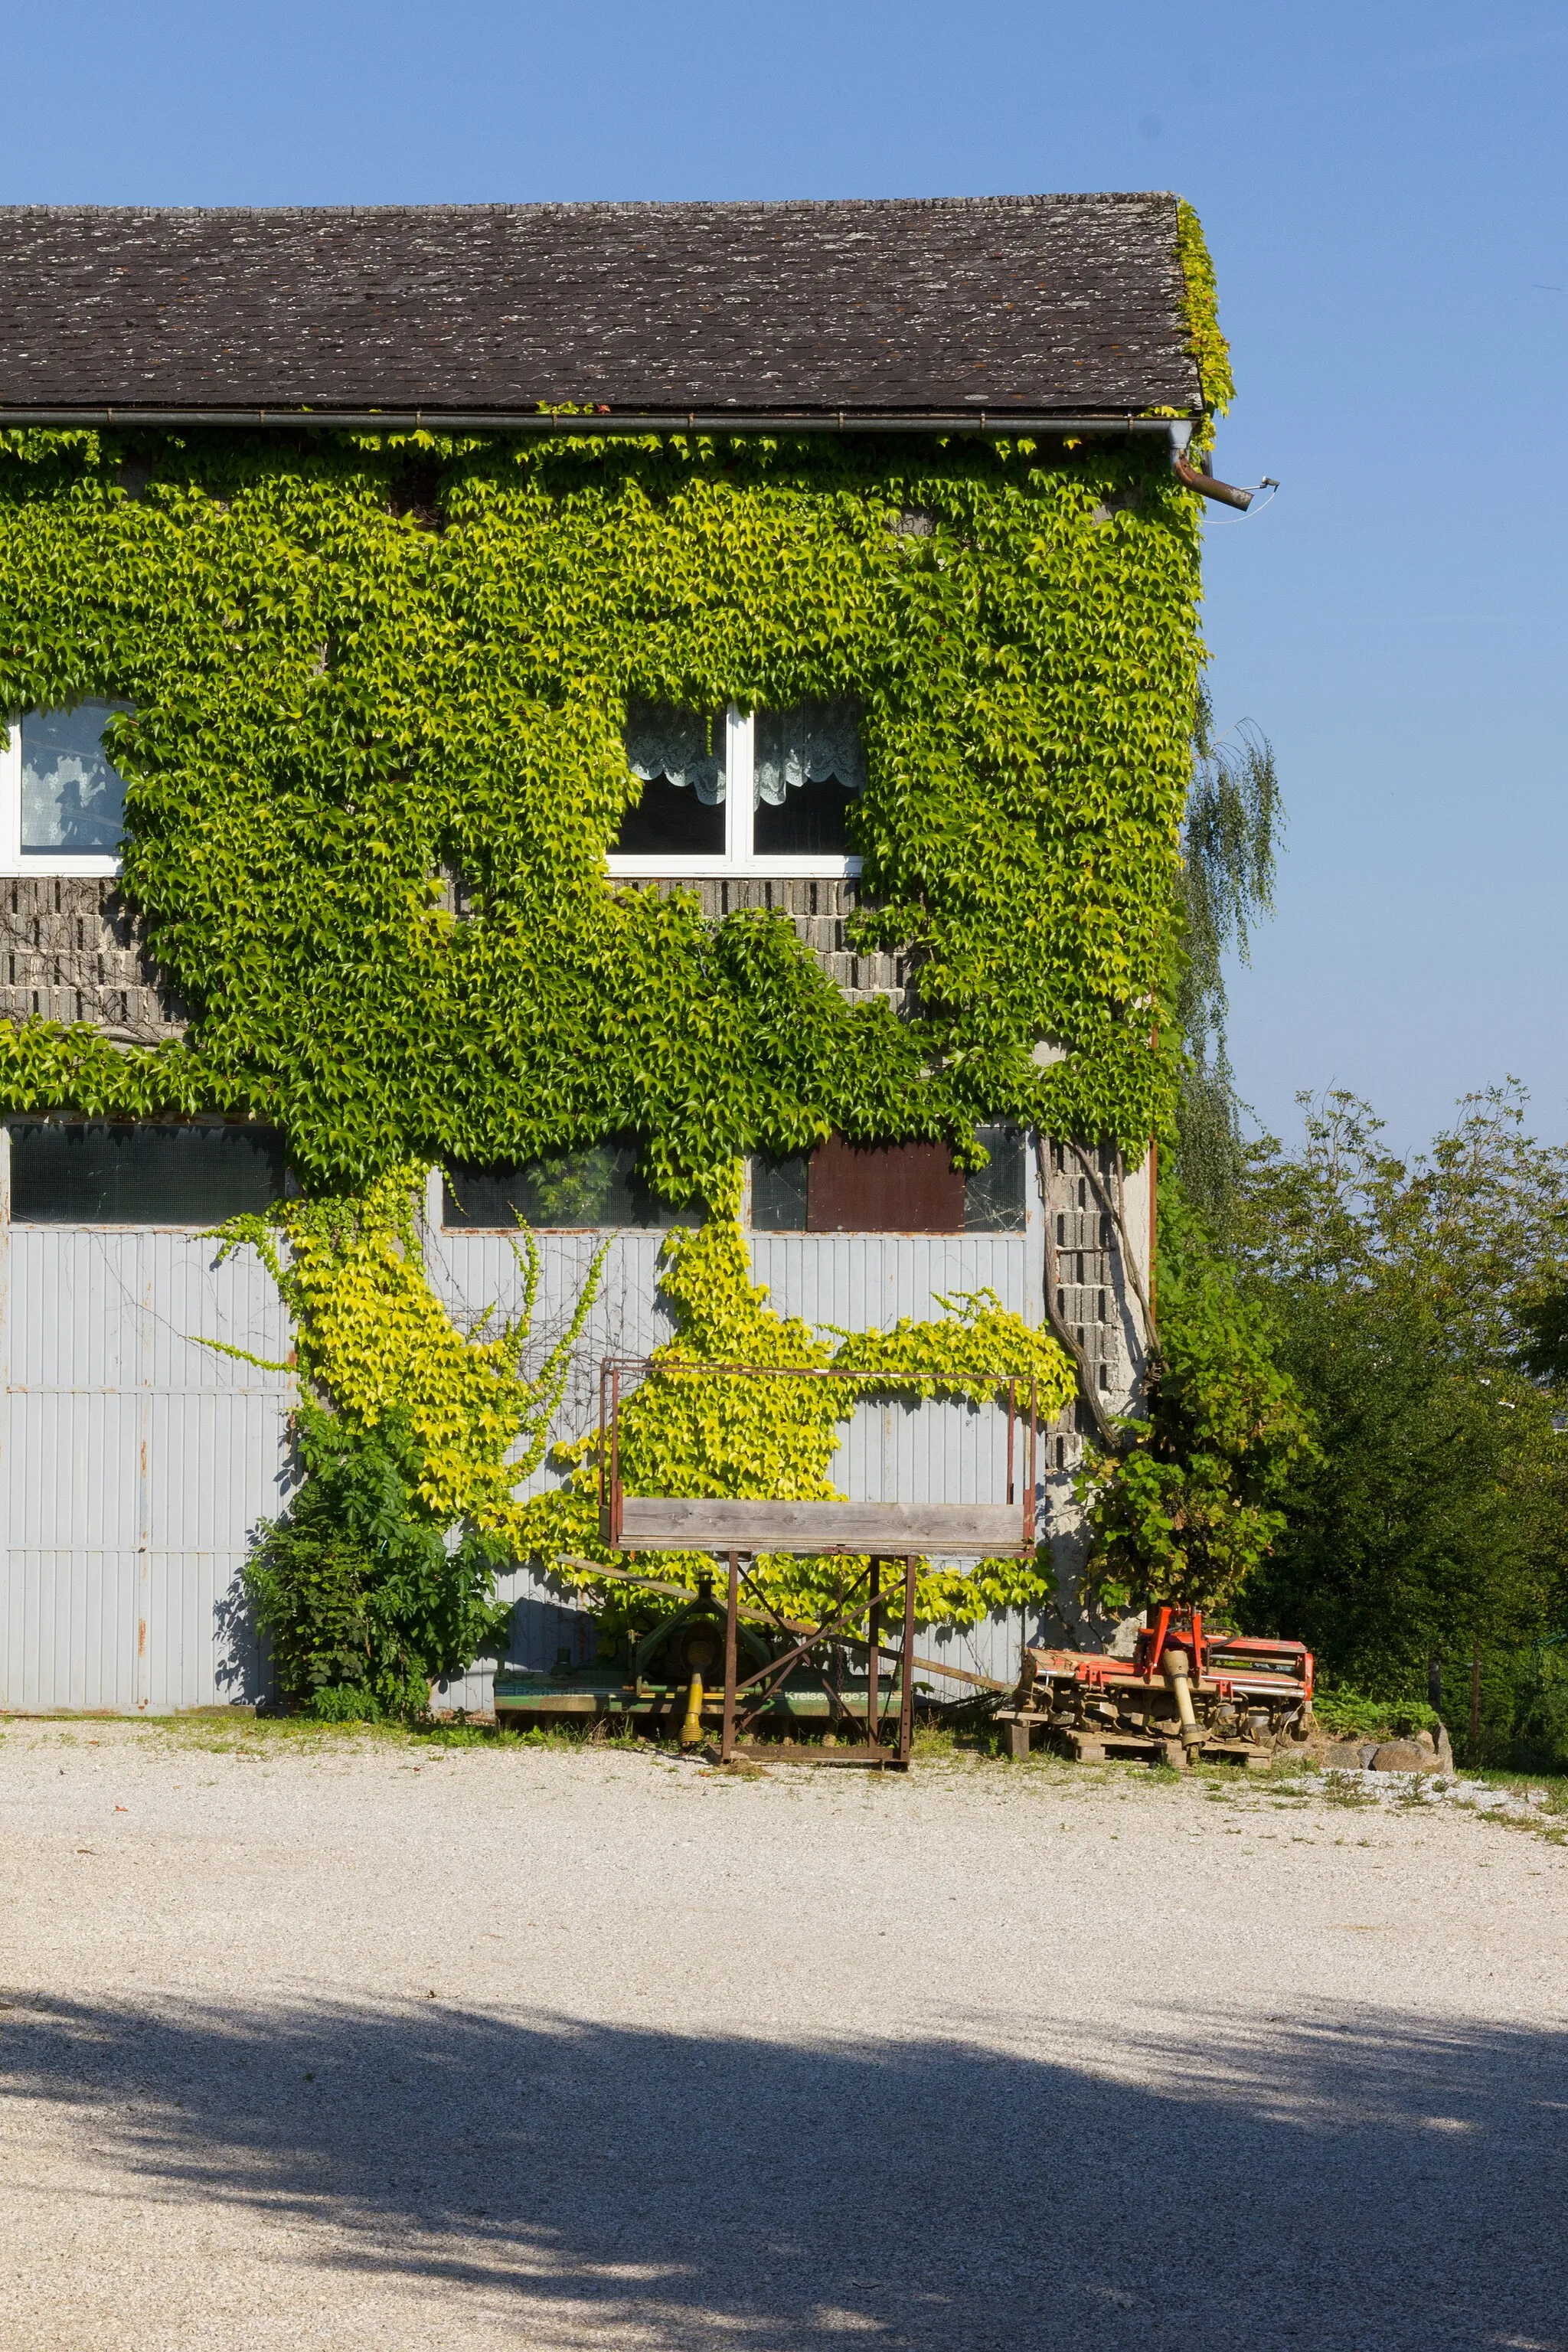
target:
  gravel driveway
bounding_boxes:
[2,1722,1564,2352]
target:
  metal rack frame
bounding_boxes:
[594,1360,1040,1769]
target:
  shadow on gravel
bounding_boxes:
[2,1994,1563,2350]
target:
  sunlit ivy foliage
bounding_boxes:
[1175,198,1234,426]
[218,1161,1074,1632]
[526,1184,1076,1628]
[0,426,1201,1197]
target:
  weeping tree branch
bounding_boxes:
[1176,688,1284,1229]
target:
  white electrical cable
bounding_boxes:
[1204,477,1280,526]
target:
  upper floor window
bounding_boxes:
[1,701,132,877]
[610,698,865,877]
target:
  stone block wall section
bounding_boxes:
[629,876,910,1014]
[6,872,903,1046]
[0,877,188,1042]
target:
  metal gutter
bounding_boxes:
[0,404,1198,442]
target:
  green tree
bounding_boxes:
[1076,690,1298,1622]
[1233,1086,1568,1746]
[1077,1175,1315,1617]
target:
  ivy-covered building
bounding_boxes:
[0,194,1230,1713]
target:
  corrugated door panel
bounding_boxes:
[828,1396,1014,1510]
[7,1391,142,1549]
[146,1390,290,1710]
[146,1390,292,1547]
[750,1233,1032,1334]
[3,1546,141,1712]
[2,1228,292,1713]
[920,1609,1031,1688]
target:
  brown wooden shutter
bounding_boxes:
[806,1136,965,1233]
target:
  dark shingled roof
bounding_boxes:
[0,195,1201,425]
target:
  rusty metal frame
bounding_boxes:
[593,1358,1039,1770]
[713,1549,920,1764]
[596,1358,1039,1556]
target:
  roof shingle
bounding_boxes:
[0,194,1200,423]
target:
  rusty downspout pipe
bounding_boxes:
[1173,456,1254,511]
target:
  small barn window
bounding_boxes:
[750,1152,810,1232]
[2,701,132,876]
[750,1125,1027,1234]
[443,1145,697,1232]
[6,1122,286,1224]
[962,1124,1028,1233]
[611,699,864,877]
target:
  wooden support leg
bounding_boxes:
[867,1558,881,1753]
[1008,1718,1033,1761]
[721,1550,738,1762]
[899,1553,917,1765]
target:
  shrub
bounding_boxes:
[246,1403,512,1717]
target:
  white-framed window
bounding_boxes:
[608,697,867,878]
[1,700,132,878]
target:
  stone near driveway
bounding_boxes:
[1370,1726,1455,1773]
[1370,1741,1433,1772]
[1318,1740,1380,1769]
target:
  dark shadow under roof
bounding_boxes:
[0,194,1201,426]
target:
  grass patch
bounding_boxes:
[1312,1687,1442,1741]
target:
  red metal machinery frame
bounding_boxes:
[595,1361,1040,1769]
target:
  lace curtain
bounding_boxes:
[753,700,866,808]
[623,696,867,810]
[624,700,726,805]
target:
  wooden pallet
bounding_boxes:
[702,1741,910,1772]
[997,1712,1274,1772]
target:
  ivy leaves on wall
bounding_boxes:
[0,425,1201,1194]
[516,1204,1077,1628]
[217,1161,1076,1632]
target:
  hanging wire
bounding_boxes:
[1204,477,1280,527]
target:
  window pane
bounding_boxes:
[750,1154,809,1231]
[616,774,726,856]
[443,1145,692,1230]
[753,773,854,858]
[964,1124,1027,1232]
[21,701,131,856]
[753,700,864,858]
[616,701,726,856]
[8,1122,286,1223]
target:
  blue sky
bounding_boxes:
[7,1,1565,1154]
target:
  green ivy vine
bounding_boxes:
[219,1160,1075,1645]
[0,421,1204,1193]
[527,1172,1076,1626]
[1175,200,1234,428]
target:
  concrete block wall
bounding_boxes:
[0,878,187,1043]
[627,876,910,1014]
